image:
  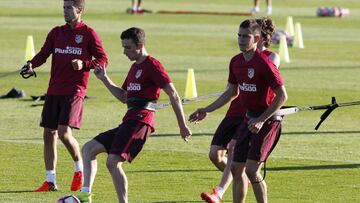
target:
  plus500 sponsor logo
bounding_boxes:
[239,83,257,92]
[54,46,82,55]
[127,83,141,91]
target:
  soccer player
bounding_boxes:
[230,19,287,203]
[255,17,280,68]
[130,0,144,14]
[22,0,108,192]
[251,0,273,15]
[190,17,280,203]
[76,27,192,203]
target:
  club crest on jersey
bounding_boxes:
[248,68,254,79]
[135,69,142,79]
[75,35,83,44]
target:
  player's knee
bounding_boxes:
[245,167,259,182]
[58,133,69,143]
[208,149,224,163]
[106,158,116,171]
[208,151,219,163]
[106,156,122,171]
[43,128,57,143]
[82,141,92,157]
[231,163,244,178]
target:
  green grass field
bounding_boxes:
[1,0,360,202]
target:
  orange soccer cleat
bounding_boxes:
[70,171,83,191]
[200,188,222,203]
[35,181,58,192]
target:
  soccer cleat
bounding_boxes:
[70,171,83,191]
[34,181,58,192]
[266,7,272,15]
[76,192,92,203]
[250,7,260,15]
[200,188,222,203]
[126,8,152,14]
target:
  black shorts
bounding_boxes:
[211,116,243,148]
[94,120,152,163]
[233,117,282,163]
[40,95,84,129]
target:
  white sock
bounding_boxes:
[255,6,260,12]
[74,161,83,172]
[215,186,225,198]
[46,170,56,184]
[81,187,91,193]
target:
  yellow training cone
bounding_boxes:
[25,35,35,62]
[293,22,304,48]
[285,16,294,36]
[279,35,290,63]
[184,68,197,99]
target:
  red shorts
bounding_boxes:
[233,118,281,163]
[211,116,243,148]
[94,120,152,163]
[40,95,84,129]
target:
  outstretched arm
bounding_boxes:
[94,66,127,103]
[162,83,192,141]
[188,83,239,123]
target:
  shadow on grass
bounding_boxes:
[268,163,360,171]
[127,169,217,174]
[150,201,204,203]
[126,163,360,174]
[282,131,360,135]
[3,131,360,142]
[154,133,213,137]
[1,133,214,142]
[153,131,360,138]
[0,190,34,193]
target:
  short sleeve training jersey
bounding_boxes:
[225,96,245,117]
[121,56,172,130]
[228,49,283,112]
[225,49,276,117]
[30,21,108,98]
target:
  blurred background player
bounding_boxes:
[22,0,108,192]
[131,0,143,14]
[191,16,280,203]
[127,0,151,14]
[76,27,191,203]
[256,17,280,67]
[251,0,273,15]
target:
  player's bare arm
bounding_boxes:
[188,83,239,123]
[94,66,127,103]
[162,83,192,141]
[268,53,280,68]
[248,85,287,134]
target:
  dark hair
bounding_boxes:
[120,27,145,46]
[239,19,261,35]
[64,0,85,9]
[256,17,276,48]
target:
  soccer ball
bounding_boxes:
[57,195,81,203]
